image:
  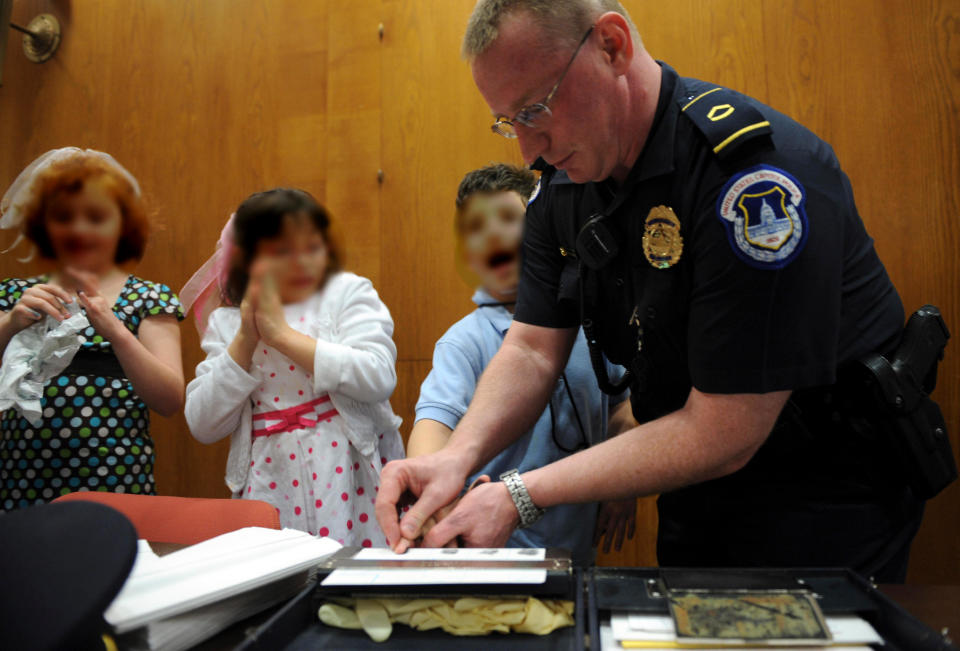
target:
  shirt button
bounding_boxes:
[647,307,657,320]
[615,277,624,287]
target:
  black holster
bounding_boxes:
[848,305,956,500]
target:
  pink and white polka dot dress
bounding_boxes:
[244,303,393,547]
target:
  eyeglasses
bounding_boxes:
[491,25,594,139]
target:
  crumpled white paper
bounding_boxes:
[0,301,90,425]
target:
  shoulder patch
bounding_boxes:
[716,165,808,270]
[680,87,772,160]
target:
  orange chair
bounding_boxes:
[52,492,281,545]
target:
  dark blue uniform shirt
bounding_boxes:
[515,63,922,580]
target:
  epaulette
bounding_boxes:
[679,87,772,161]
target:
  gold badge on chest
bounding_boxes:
[642,205,683,269]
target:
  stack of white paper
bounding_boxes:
[321,547,548,586]
[105,527,341,651]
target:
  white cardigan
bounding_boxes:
[185,271,403,495]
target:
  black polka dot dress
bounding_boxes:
[0,275,184,511]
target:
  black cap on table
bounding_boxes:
[0,500,138,650]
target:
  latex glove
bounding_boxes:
[319,596,574,641]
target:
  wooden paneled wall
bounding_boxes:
[1,0,957,582]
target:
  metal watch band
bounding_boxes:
[499,469,545,529]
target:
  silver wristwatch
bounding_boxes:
[500,469,545,529]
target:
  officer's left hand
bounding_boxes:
[594,497,637,554]
[420,480,520,548]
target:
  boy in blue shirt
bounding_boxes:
[410,164,636,565]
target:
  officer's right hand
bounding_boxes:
[375,450,470,553]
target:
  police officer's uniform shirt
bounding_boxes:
[514,63,921,577]
[416,288,628,566]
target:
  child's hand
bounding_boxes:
[6,283,74,332]
[407,476,489,552]
[67,268,125,342]
[238,270,260,344]
[227,269,263,370]
[253,262,289,346]
[419,504,460,549]
[593,496,637,554]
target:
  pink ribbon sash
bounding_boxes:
[252,395,339,437]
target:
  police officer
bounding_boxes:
[376,0,925,581]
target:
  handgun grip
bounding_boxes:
[891,304,950,399]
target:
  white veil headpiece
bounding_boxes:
[0,147,141,262]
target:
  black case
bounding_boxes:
[236,566,955,650]
[588,567,956,651]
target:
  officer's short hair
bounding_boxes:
[455,163,537,232]
[462,0,641,59]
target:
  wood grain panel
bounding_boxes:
[623,0,960,580]
[759,0,960,584]
[0,0,333,500]
[623,0,767,99]
[378,0,522,365]
[326,1,382,287]
[1,0,957,582]
[392,359,432,446]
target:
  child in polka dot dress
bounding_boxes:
[184,189,404,546]
[0,148,186,511]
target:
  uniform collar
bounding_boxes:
[621,61,681,187]
[472,287,513,335]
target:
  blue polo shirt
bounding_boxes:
[415,288,628,565]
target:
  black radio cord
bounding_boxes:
[478,301,589,453]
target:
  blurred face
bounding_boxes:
[43,180,123,272]
[471,13,623,183]
[460,190,526,300]
[254,215,329,304]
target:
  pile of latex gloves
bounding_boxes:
[0,301,88,425]
[319,595,575,642]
